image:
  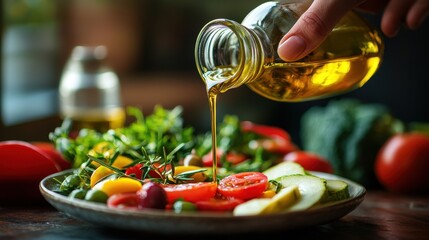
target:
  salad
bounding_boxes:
[49,105,349,215]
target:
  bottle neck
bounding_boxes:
[195,19,266,95]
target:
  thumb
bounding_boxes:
[277,0,362,61]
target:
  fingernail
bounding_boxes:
[278,35,306,61]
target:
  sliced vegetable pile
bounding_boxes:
[48,105,347,214]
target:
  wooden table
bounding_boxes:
[1,191,428,239]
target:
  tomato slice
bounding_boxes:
[161,182,217,204]
[195,197,244,212]
[107,193,140,210]
[218,172,268,200]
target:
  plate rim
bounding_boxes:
[39,169,366,233]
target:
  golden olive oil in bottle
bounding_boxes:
[195,1,384,179]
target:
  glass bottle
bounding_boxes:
[59,46,125,134]
[195,0,384,102]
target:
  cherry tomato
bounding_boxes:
[161,182,217,204]
[249,138,299,155]
[107,193,140,210]
[125,163,144,179]
[218,172,268,200]
[283,151,334,173]
[148,162,172,178]
[202,150,249,167]
[125,162,172,180]
[202,150,223,167]
[195,197,244,212]
[240,121,291,141]
[375,133,429,194]
[225,152,249,165]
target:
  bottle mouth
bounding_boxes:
[195,19,257,93]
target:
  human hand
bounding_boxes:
[277,0,429,62]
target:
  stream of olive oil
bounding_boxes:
[208,92,218,182]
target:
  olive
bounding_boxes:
[84,189,108,203]
[60,174,82,193]
[137,182,167,209]
[183,149,203,167]
[69,189,88,199]
[172,200,197,213]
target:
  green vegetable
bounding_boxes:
[262,161,306,180]
[300,98,404,187]
[69,189,88,200]
[172,200,197,213]
[274,174,327,211]
[322,179,350,203]
[50,105,196,169]
[84,189,108,203]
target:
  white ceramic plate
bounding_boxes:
[40,169,365,234]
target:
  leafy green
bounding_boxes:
[50,105,284,194]
[50,105,196,169]
[300,98,404,187]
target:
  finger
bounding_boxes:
[406,0,429,29]
[381,0,414,37]
[278,0,363,61]
[357,0,389,13]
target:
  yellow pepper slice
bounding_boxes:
[90,166,114,188]
[94,177,142,196]
[172,165,208,183]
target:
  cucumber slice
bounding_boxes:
[263,162,306,180]
[275,174,326,211]
[233,185,300,216]
[321,179,350,203]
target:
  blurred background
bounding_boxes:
[1,0,428,146]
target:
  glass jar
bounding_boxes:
[195,0,384,102]
[59,45,125,134]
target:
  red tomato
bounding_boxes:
[283,151,334,173]
[0,141,62,202]
[225,152,249,165]
[31,141,71,170]
[125,163,144,179]
[375,133,429,194]
[241,121,291,141]
[217,172,268,200]
[202,150,249,167]
[0,141,61,180]
[202,150,223,167]
[250,138,299,155]
[107,193,140,210]
[195,197,244,212]
[161,182,218,204]
[148,162,172,178]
